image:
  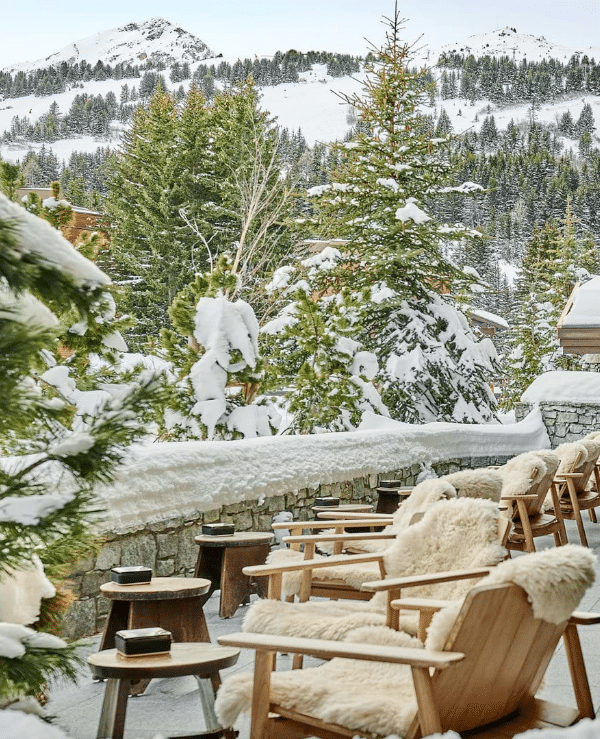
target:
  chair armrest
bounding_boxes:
[272,518,391,531]
[570,611,600,625]
[555,473,585,482]
[217,632,464,669]
[362,567,492,593]
[390,597,454,613]
[283,532,395,545]
[500,494,538,501]
[317,511,394,520]
[243,551,385,577]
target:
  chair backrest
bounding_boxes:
[405,581,566,737]
[498,452,548,520]
[442,468,503,502]
[382,498,507,601]
[555,442,589,498]
[405,543,596,738]
[573,439,600,494]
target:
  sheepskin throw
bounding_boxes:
[243,497,507,641]
[555,442,588,476]
[441,469,503,502]
[216,546,596,737]
[498,452,547,498]
[426,544,596,652]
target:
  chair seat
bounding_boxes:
[511,513,562,538]
[558,489,600,513]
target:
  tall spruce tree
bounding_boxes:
[105,80,292,348]
[506,203,597,405]
[294,5,498,423]
[262,249,388,433]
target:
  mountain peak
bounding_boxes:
[3,17,216,74]
[438,27,600,63]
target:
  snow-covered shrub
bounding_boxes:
[160,255,280,439]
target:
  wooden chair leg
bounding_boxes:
[97,678,130,739]
[251,650,275,739]
[563,623,595,720]
[411,666,442,736]
[516,500,535,553]
[550,484,568,545]
[292,654,304,670]
[589,508,597,523]
[566,481,589,547]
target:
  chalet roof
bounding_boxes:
[470,308,509,331]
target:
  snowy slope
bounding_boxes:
[1,23,600,163]
[2,17,215,75]
[438,27,600,64]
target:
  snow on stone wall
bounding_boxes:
[95,409,549,534]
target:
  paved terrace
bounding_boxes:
[47,517,600,739]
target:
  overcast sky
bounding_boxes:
[1,1,600,68]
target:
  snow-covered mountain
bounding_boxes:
[2,17,215,75]
[437,26,600,64]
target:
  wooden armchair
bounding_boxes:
[499,450,567,552]
[241,498,510,668]
[550,439,600,547]
[216,546,598,739]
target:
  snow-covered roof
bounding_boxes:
[94,409,549,533]
[522,371,600,404]
[470,309,509,330]
[0,193,109,286]
[561,276,600,328]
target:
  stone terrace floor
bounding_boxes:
[46,517,600,739]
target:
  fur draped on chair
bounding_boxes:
[216,546,596,737]
[243,497,507,641]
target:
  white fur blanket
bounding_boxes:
[216,545,596,736]
[243,498,507,640]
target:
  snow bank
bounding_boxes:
[562,276,600,327]
[522,371,600,404]
[96,409,549,533]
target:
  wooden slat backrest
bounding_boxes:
[505,461,547,520]
[524,461,558,518]
[405,582,565,737]
[571,441,600,494]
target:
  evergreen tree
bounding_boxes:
[105,80,293,346]
[296,6,498,423]
[506,202,596,404]
[0,193,161,706]
[159,256,279,440]
[262,249,388,433]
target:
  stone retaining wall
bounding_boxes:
[515,402,600,446]
[63,453,512,640]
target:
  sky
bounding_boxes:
[1,0,600,69]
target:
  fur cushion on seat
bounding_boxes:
[243,498,507,641]
[497,452,547,498]
[274,478,456,576]
[441,469,503,502]
[216,546,596,736]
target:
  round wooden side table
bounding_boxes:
[88,642,240,739]
[194,531,274,618]
[99,577,212,651]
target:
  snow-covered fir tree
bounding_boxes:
[105,79,294,348]
[160,256,279,440]
[296,5,499,424]
[506,202,598,405]
[0,193,161,708]
[262,248,388,433]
